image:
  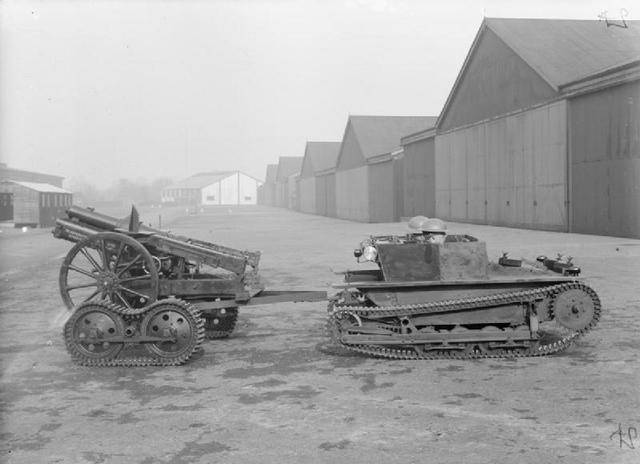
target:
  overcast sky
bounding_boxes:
[0,0,635,187]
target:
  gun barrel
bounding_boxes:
[53,218,103,242]
[55,206,261,271]
[65,205,122,231]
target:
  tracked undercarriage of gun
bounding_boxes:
[53,206,324,366]
[327,230,601,360]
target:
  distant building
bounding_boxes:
[298,141,341,215]
[257,164,278,206]
[0,163,65,188]
[0,181,73,227]
[274,157,303,208]
[287,172,299,211]
[161,171,262,206]
[335,115,436,222]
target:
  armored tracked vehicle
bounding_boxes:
[328,218,601,359]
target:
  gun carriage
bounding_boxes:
[53,206,323,366]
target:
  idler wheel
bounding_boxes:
[140,299,204,361]
[553,287,599,331]
[64,301,124,362]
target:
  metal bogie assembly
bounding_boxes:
[328,224,602,359]
[64,298,205,366]
[54,205,326,366]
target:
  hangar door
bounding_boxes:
[436,100,567,231]
[570,81,640,238]
[0,192,13,221]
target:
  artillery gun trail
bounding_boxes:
[54,205,325,366]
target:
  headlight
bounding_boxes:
[362,245,378,262]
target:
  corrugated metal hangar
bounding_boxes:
[335,115,436,222]
[274,157,303,208]
[257,164,277,206]
[257,18,639,238]
[298,141,341,215]
[432,18,640,237]
[400,126,437,219]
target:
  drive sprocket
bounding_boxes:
[551,283,600,331]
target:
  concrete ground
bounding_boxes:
[1,205,639,464]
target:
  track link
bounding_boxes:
[204,308,238,339]
[64,298,205,367]
[327,282,601,360]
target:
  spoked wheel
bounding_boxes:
[140,299,204,364]
[59,232,159,310]
[64,301,125,364]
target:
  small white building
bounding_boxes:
[162,171,263,206]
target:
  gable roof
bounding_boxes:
[302,141,342,176]
[165,172,234,190]
[485,18,640,89]
[437,18,640,129]
[348,115,437,160]
[275,156,303,181]
[4,181,72,194]
[264,164,278,184]
[165,171,263,190]
[0,166,64,183]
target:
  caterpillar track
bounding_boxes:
[203,308,238,339]
[327,281,601,360]
[64,298,205,366]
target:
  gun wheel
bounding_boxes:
[140,299,205,363]
[59,231,159,310]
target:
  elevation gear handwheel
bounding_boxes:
[140,299,204,363]
[553,286,599,331]
[59,231,159,310]
[64,300,125,364]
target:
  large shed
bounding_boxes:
[257,164,278,206]
[335,115,435,222]
[162,171,262,206]
[434,18,640,238]
[400,126,437,218]
[287,172,299,210]
[0,181,73,227]
[274,156,303,208]
[298,141,341,215]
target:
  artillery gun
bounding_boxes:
[328,219,601,359]
[53,205,324,366]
